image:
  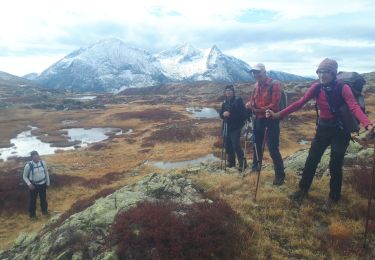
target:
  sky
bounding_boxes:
[0,0,374,77]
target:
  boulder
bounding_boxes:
[0,173,205,260]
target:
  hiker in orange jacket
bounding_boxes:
[246,63,285,186]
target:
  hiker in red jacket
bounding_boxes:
[266,58,375,211]
[246,63,285,186]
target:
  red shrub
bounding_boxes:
[110,200,241,260]
[347,167,375,198]
[0,168,84,214]
[146,122,204,143]
[113,108,183,121]
[82,172,124,189]
[0,168,28,214]
[89,143,108,151]
[141,141,155,148]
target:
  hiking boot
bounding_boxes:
[238,161,248,172]
[322,198,338,213]
[29,214,37,220]
[273,177,285,186]
[289,189,308,201]
[42,211,50,216]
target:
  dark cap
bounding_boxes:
[224,85,234,92]
[30,150,39,157]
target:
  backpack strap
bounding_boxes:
[28,161,34,181]
[267,80,275,97]
[28,161,47,184]
[314,83,321,127]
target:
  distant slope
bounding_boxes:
[0,71,61,105]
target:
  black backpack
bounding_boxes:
[268,80,288,111]
[250,80,288,112]
[314,71,366,133]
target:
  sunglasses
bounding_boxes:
[316,70,331,75]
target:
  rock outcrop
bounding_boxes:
[0,173,205,260]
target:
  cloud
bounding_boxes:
[0,0,374,76]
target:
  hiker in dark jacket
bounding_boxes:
[246,63,285,186]
[219,85,247,170]
[267,58,375,211]
[23,150,50,219]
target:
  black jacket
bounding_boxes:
[219,96,247,131]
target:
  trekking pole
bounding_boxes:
[254,126,269,202]
[251,117,260,174]
[242,120,250,176]
[221,119,228,171]
[364,143,375,248]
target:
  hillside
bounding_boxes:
[0,80,374,258]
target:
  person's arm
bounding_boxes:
[44,161,50,186]
[246,86,257,110]
[23,164,33,189]
[231,98,246,121]
[219,102,225,119]
[341,85,372,128]
[278,83,319,118]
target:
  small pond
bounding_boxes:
[186,107,218,119]
[148,154,219,170]
[0,126,127,161]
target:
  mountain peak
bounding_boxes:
[35,39,310,93]
[209,45,222,54]
[94,37,126,46]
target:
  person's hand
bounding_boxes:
[223,111,230,118]
[265,109,280,119]
[28,184,35,190]
[245,102,252,109]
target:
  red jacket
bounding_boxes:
[249,77,282,119]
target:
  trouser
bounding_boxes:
[29,183,48,216]
[299,124,350,201]
[252,118,285,179]
[225,127,246,167]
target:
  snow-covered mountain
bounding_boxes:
[34,38,310,93]
[156,43,252,82]
[36,38,168,92]
[23,73,39,81]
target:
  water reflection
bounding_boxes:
[0,126,126,161]
[186,107,218,119]
[69,96,97,100]
[149,154,219,170]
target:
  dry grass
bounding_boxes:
[1,91,375,258]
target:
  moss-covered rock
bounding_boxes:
[0,173,205,260]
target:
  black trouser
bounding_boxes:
[29,183,48,216]
[252,118,285,179]
[299,124,350,201]
[225,127,245,167]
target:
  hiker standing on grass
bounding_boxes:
[23,151,50,219]
[246,63,285,186]
[266,58,375,210]
[219,85,248,171]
